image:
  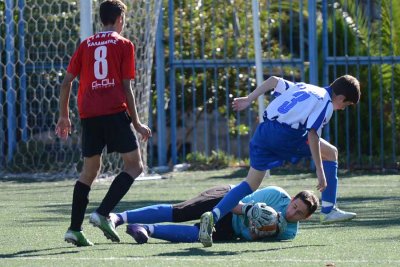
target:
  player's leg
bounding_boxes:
[90,149,141,242]
[89,112,141,242]
[199,169,264,247]
[319,139,356,224]
[212,167,264,222]
[320,139,338,213]
[114,185,230,228]
[65,115,105,247]
[174,185,231,222]
[65,155,101,246]
[127,213,235,244]
[208,127,276,225]
[113,204,173,228]
[96,149,142,217]
[97,111,143,217]
[127,224,199,243]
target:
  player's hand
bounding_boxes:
[316,168,327,192]
[134,123,152,142]
[232,97,251,111]
[55,117,71,140]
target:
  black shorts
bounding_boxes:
[172,185,236,241]
[81,111,138,157]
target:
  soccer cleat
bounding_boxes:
[89,212,120,242]
[64,230,94,247]
[126,224,149,244]
[198,211,214,247]
[320,206,356,224]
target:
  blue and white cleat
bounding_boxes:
[320,206,356,224]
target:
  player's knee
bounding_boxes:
[124,161,144,179]
[79,168,99,185]
[333,146,338,160]
[329,145,338,161]
[323,145,338,161]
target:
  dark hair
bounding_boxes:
[330,75,361,104]
[293,190,319,216]
[100,0,127,26]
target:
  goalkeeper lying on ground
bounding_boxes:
[108,184,319,244]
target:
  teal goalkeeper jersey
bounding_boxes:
[231,186,298,241]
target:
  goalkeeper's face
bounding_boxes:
[285,198,310,222]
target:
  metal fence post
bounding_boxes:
[156,1,167,166]
[5,0,17,162]
[308,0,318,85]
[169,0,177,165]
[80,0,93,42]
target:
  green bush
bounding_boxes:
[186,150,232,170]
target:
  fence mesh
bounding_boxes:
[0,0,160,178]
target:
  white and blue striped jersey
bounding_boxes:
[231,186,298,241]
[265,78,333,136]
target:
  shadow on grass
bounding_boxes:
[0,246,108,259]
[151,244,326,257]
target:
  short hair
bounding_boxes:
[330,75,361,104]
[100,0,127,26]
[293,190,319,216]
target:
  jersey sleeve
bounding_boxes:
[271,78,296,97]
[66,44,83,77]
[306,100,333,136]
[122,41,135,80]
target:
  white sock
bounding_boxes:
[120,211,128,223]
[213,208,221,221]
[321,200,334,208]
[146,224,154,235]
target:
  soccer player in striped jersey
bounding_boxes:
[199,75,361,247]
[108,185,318,244]
[56,0,151,247]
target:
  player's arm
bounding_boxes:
[233,201,278,241]
[56,72,75,140]
[308,129,327,192]
[231,202,245,215]
[232,76,280,111]
[122,79,152,141]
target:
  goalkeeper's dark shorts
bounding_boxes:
[172,185,237,241]
[81,111,138,157]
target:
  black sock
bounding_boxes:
[69,181,91,231]
[96,172,134,216]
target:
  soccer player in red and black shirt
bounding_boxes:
[56,0,151,247]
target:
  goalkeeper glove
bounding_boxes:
[241,201,255,227]
[245,202,278,229]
